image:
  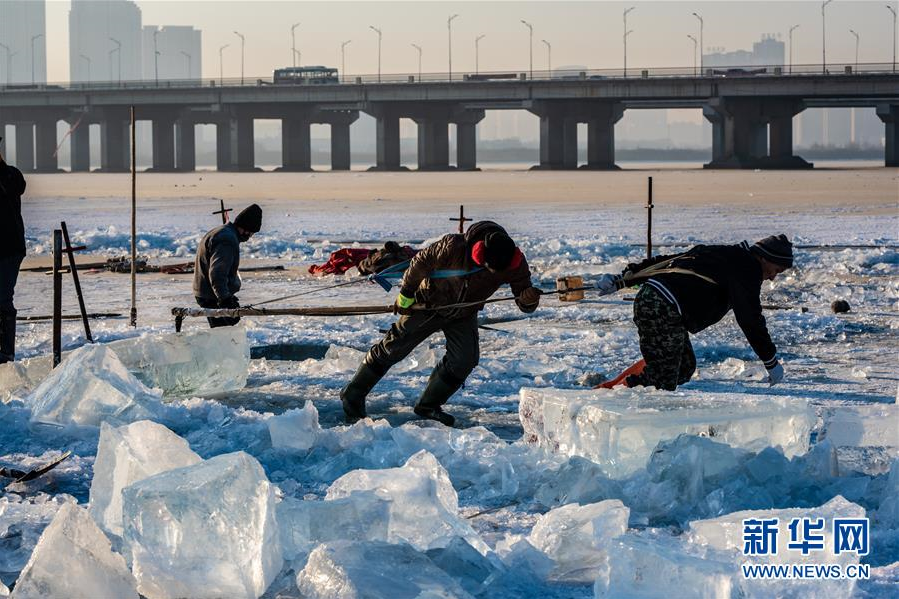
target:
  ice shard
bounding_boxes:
[122,451,282,599]
[267,400,321,451]
[11,503,138,599]
[0,356,51,403]
[109,326,250,397]
[27,344,160,432]
[89,420,202,537]
[296,541,474,599]
[520,387,813,477]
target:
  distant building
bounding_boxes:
[0,0,47,84]
[704,34,784,69]
[69,0,142,84]
[142,26,202,82]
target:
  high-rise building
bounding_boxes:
[69,0,142,84]
[0,0,47,85]
[142,25,202,82]
[703,34,784,69]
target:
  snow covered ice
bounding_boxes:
[296,540,474,599]
[121,451,281,599]
[108,326,250,397]
[11,502,138,599]
[26,344,160,432]
[89,420,202,537]
[520,387,814,477]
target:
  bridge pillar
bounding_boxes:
[175,119,195,172]
[14,122,34,172]
[281,117,312,171]
[454,110,484,171]
[530,102,578,170]
[216,120,232,171]
[325,111,358,171]
[217,113,255,172]
[415,117,450,171]
[35,119,59,173]
[70,118,91,172]
[151,117,176,172]
[876,104,898,167]
[100,111,130,173]
[369,108,403,171]
[583,104,623,170]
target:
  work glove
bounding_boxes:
[394,293,416,315]
[518,286,542,307]
[595,274,625,296]
[766,362,784,386]
[218,296,240,310]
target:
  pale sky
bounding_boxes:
[40,0,899,83]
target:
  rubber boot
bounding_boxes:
[340,361,384,424]
[413,366,464,427]
[0,309,16,364]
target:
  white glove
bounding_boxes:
[767,362,784,386]
[595,274,623,296]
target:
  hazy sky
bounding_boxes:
[41,0,898,82]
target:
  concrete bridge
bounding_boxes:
[1,65,897,173]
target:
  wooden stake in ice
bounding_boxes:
[450,204,471,234]
[52,229,62,367]
[130,106,137,328]
[60,221,92,342]
[213,199,233,224]
[646,176,653,259]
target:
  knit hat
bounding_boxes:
[233,204,262,233]
[482,231,517,270]
[750,234,793,268]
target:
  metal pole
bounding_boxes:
[341,40,351,83]
[31,34,43,84]
[849,29,859,70]
[130,106,137,328]
[219,44,229,85]
[411,44,422,81]
[475,35,485,75]
[692,13,703,73]
[233,31,245,84]
[153,29,160,85]
[0,43,9,85]
[624,6,635,78]
[80,54,91,85]
[110,38,121,84]
[369,26,382,83]
[889,5,898,73]
[60,222,92,343]
[646,176,653,259]
[542,39,551,78]
[789,25,799,74]
[822,0,833,74]
[291,23,300,68]
[448,14,459,81]
[520,20,533,79]
[52,229,62,367]
[181,50,191,79]
[687,35,697,76]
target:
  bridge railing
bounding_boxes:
[1,62,896,92]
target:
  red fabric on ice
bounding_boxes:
[308,248,373,275]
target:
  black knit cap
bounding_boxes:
[482,231,516,270]
[233,204,263,233]
[751,234,793,268]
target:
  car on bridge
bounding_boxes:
[273,66,339,85]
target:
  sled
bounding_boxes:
[594,359,646,389]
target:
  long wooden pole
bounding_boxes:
[646,176,653,259]
[130,106,137,327]
[60,221,92,342]
[51,230,63,367]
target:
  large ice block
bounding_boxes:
[122,451,282,599]
[0,356,51,403]
[820,403,898,447]
[277,492,391,560]
[527,499,629,582]
[27,344,160,431]
[296,540,474,599]
[11,503,138,599]
[0,494,74,575]
[109,326,250,397]
[325,450,488,554]
[520,387,813,477]
[89,420,202,537]
[267,400,321,451]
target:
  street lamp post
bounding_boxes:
[624,6,635,78]
[219,44,229,85]
[341,40,351,83]
[687,34,697,76]
[31,33,43,84]
[233,31,245,84]
[448,14,459,81]
[0,43,11,86]
[789,24,799,73]
[153,29,160,85]
[369,26,382,82]
[291,23,300,68]
[181,50,191,79]
[80,54,91,85]
[822,0,834,74]
[887,4,897,73]
[692,12,704,74]
[411,43,422,81]
[475,34,485,75]
[109,37,122,84]
[849,29,859,70]
[520,19,533,79]
[542,39,551,77]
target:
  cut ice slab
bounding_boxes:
[109,326,250,397]
[122,451,282,599]
[27,344,160,432]
[820,403,898,447]
[296,540,474,599]
[0,356,51,403]
[267,400,321,451]
[89,420,202,537]
[325,450,489,555]
[520,387,813,477]
[11,503,138,599]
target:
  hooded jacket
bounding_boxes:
[193,223,242,302]
[0,160,27,258]
[399,221,536,319]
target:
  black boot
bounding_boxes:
[340,361,385,424]
[0,309,16,364]
[414,366,464,427]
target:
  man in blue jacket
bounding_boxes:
[0,139,27,363]
[594,234,793,390]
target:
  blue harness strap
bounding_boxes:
[368,260,485,292]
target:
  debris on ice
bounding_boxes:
[520,387,813,477]
[122,451,282,599]
[89,420,202,537]
[11,502,138,599]
[267,400,321,451]
[296,540,474,599]
[27,344,160,432]
[109,326,250,397]
[820,403,898,447]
